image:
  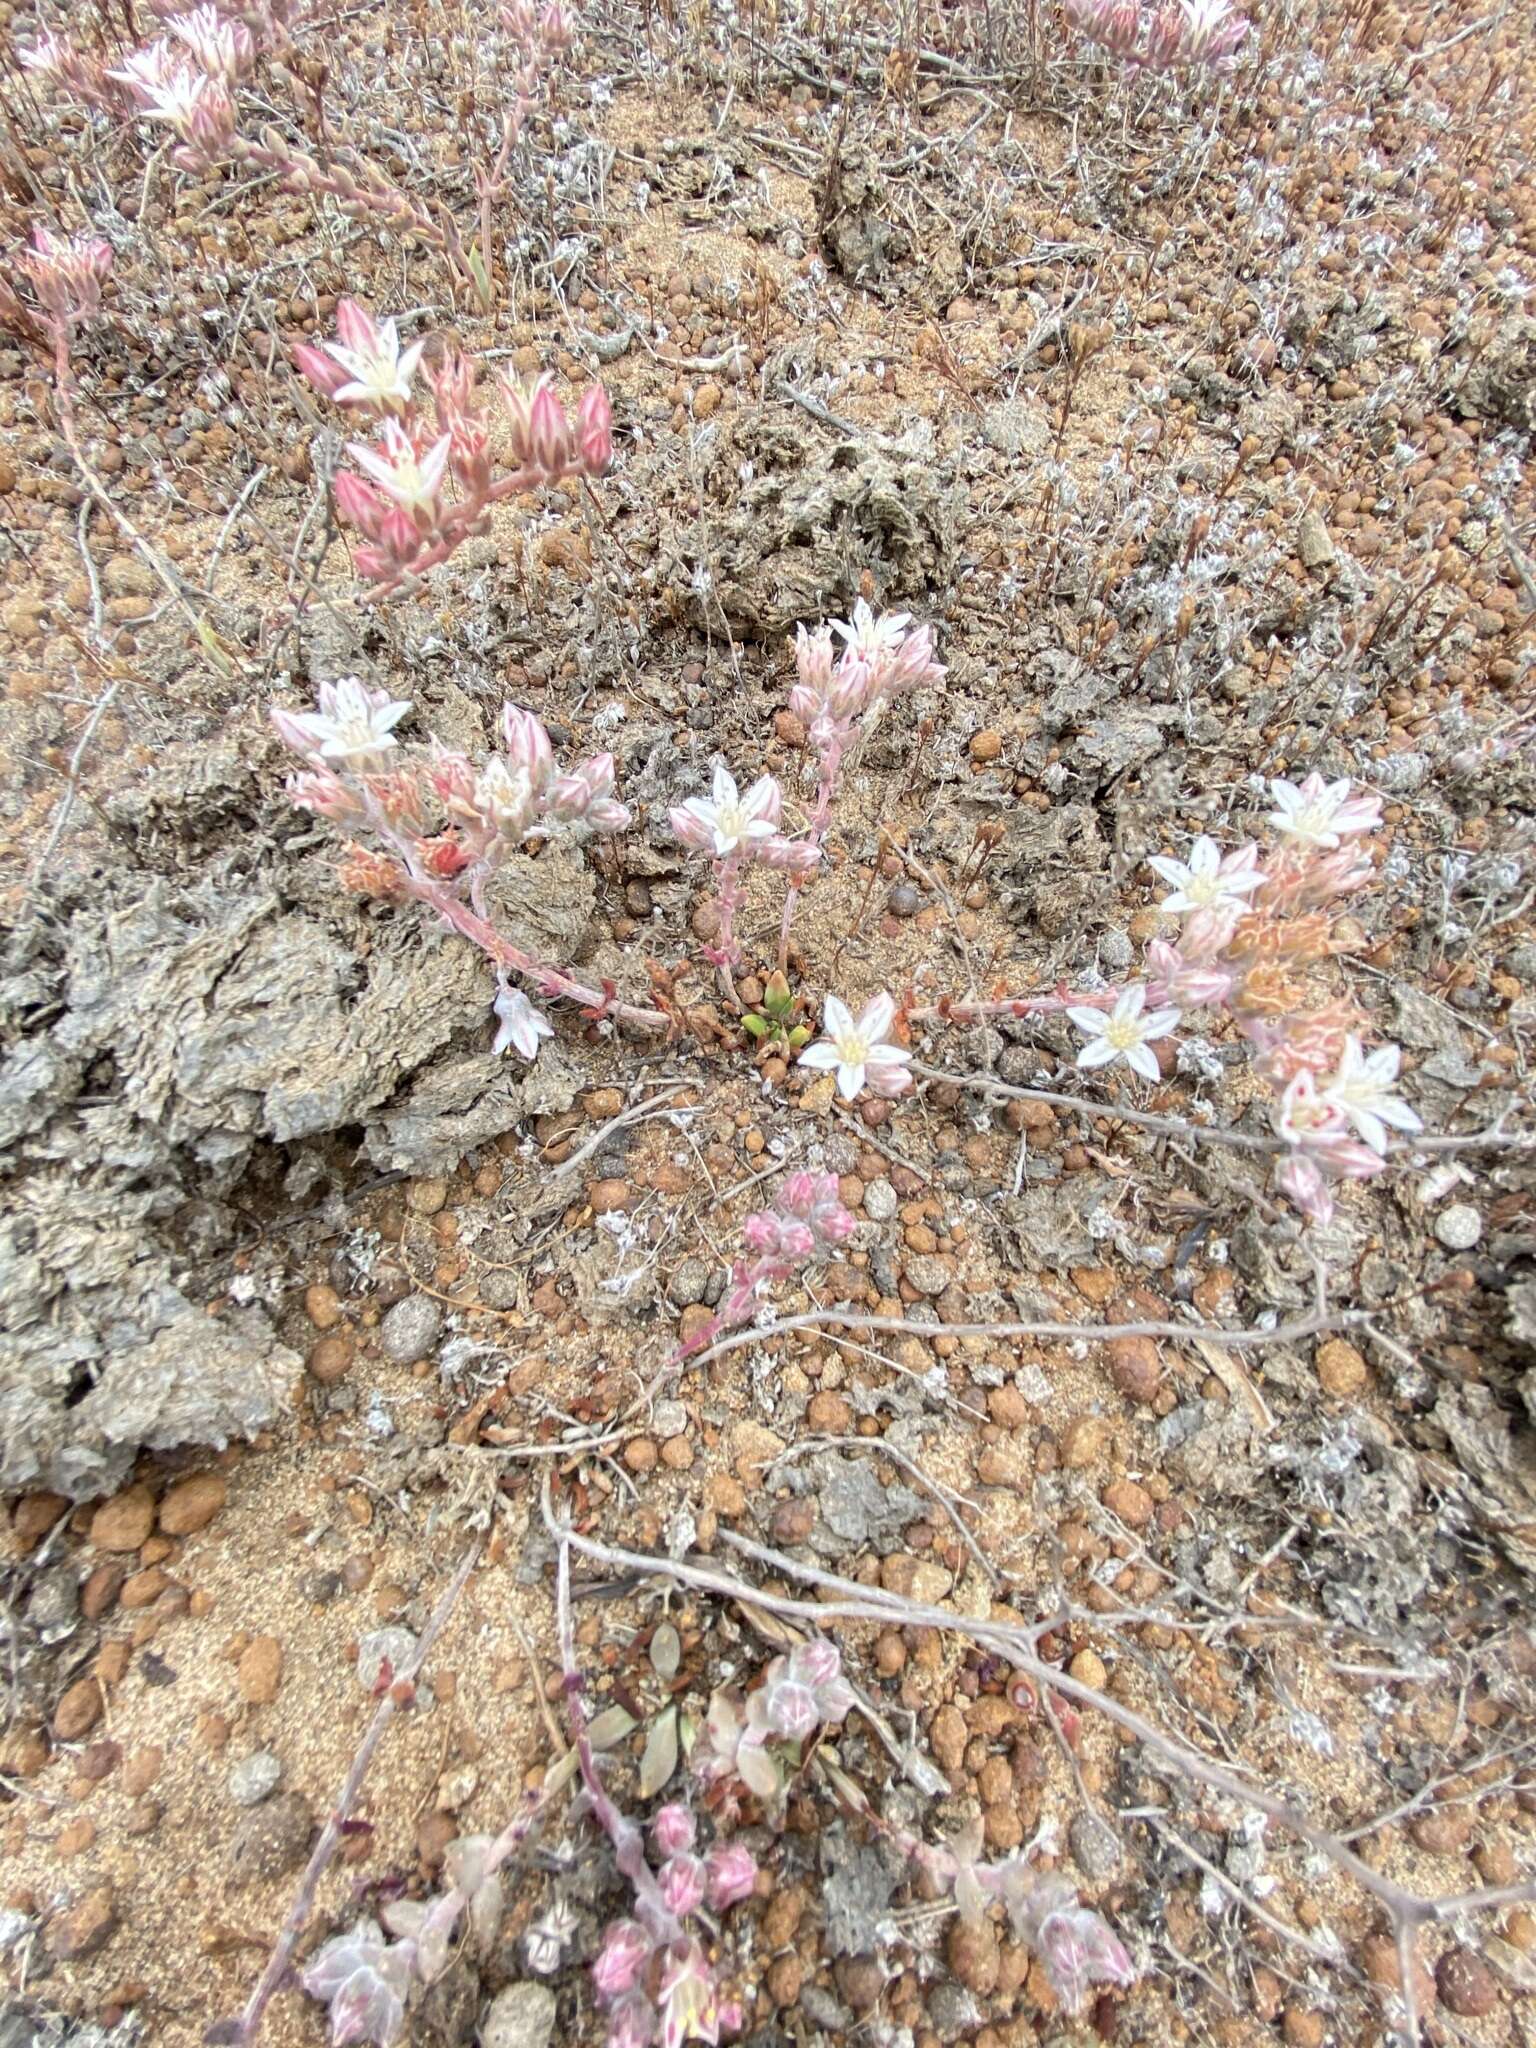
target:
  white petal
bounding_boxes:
[741,775,779,821]
[798,1042,840,1071]
[863,1041,909,1067]
[835,1061,866,1099]
[858,990,896,1042]
[1066,1007,1108,1036]
[1158,888,1197,915]
[1188,837,1220,873]
[821,994,854,1041]
[712,761,738,807]
[1125,1041,1162,1081]
[1373,1097,1422,1134]
[1147,855,1189,886]
[1076,1039,1118,1068]
[1115,984,1147,1021]
[1143,1007,1183,1039]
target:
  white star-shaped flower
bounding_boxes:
[831,597,911,666]
[1147,836,1264,915]
[347,423,452,518]
[1265,775,1382,849]
[1319,1036,1421,1156]
[322,315,426,411]
[672,763,781,859]
[799,991,912,1100]
[493,984,554,1061]
[1068,986,1181,1082]
[277,677,411,771]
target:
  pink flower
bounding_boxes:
[705,1843,758,1910]
[593,1920,652,2005]
[650,1804,696,1860]
[763,1679,817,1742]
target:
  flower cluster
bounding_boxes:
[699,1639,857,1809]
[591,1805,755,2048]
[22,1,573,310]
[11,227,113,335]
[271,682,631,1056]
[293,299,612,590]
[1071,773,1420,1223]
[672,1173,856,1365]
[1062,0,1249,72]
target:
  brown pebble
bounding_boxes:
[1061,1415,1109,1468]
[77,1740,121,1783]
[588,1177,633,1215]
[1068,1647,1108,1690]
[123,1797,161,1838]
[766,1953,803,2006]
[1102,1478,1154,1529]
[158,1473,227,1536]
[624,1438,658,1473]
[1435,1944,1498,2018]
[120,1567,171,1610]
[807,1390,853,1432]
[122,1747,163,1795]
[969,730,1004,763]
[304,1282,344,1330]
[584,1088,623,1120]
[1106,1335,1161,1403]
[47,1883,117,1961]
[56,1817,96,1858]
[309,1333,355,1383]
[660,1435,694,1470]
[89,1486,157,1553]
[81,1563,126,1620]
[237,1636,283,1705]
[11,1493,68,1550]
[54,1679,104,1742]
[1315,1337,1369,1397]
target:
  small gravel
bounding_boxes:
[228,1750,282,1806]
[1434,1203,1482,1250]
[379,1294,443,1364]
[1069,1810,1123,1881]
[667,1256,711,1307]
[481,1983,558,2048]
[357,1626,418,1691]
[863,1177,897,1222]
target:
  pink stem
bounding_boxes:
[397,877,670,1033]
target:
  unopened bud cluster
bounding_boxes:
[591,1803,755,2048]
[10,227,113,335]
[1063,0,1249,71]
[699,1638,857,1807]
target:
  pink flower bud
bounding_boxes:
[293,340,352,401]
[334,297,378,354]
[333,470,389,539]
[776,1220,815,1261]
[669,803,716,852]
[759,836,822,876]
[788,1639,841,1690]
[502,704,554,790]
[577,383,614,473]
[742,1211,782,1254]
[605,1997,658,2048]
[787,682,821,723]
[658,1853,707,1919]
[650,1804,696,1860]
[794,623,835,694]
[592,1920,651,2005]
[814,1204,856,1247]
[586,797,632,833]
[779,1171,818,1216]
[705,1842,758,1910]
[528,378,571,472]
[764,1678,817,1742]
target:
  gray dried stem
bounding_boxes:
[544,1504,1536,2046]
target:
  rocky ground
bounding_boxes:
[2,1,1535,2045]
